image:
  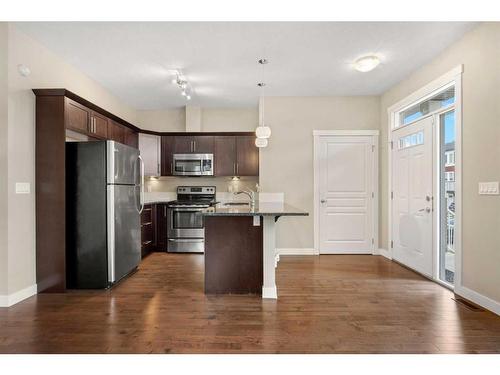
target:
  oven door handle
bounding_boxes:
[168,238,204,243]
[168,207,209,211]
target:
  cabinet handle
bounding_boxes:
[164,205,167,217]
[193,140,196,152]
[170,162,173,174]
[233,163,236,175]
[236,163,239,175]
[157,163,160,175]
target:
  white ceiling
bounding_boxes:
[15,22,475,109]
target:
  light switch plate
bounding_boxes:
[15,182,30,194]
[478,182,499,195]
[253,216,261,226]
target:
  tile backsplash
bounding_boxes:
[145,176,259,194]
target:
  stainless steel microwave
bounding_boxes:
[172,153,214,176]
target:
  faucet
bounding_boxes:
[234,189,256,206]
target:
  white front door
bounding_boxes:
[392,116,434,277]
[318,135,376,254]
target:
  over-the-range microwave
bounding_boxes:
[172,153,214,176]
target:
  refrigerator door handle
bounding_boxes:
[138,155,145,214]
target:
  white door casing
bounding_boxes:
[317,134,377,254]
[391,116,434,277]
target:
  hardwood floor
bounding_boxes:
[1,253,499,353]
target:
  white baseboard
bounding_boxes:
[0,284,37,307]
[276,248,319,256]
[374,248,392,260]
[455,285,500,316]
[262,286,278,299]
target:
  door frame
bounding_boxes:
[313,130,380,254]
[387,65,463,290]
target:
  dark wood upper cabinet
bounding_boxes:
[123,126,139,148]
[64,96,139,147]
[173,136,194,153]
[214,136,236,176]
[192,136,214,153]
[236,136,259,176]
[108,120,125,144]
[159,134,258,177]
[161,136,174,176]
[171,135,214,154]
[65,98,90,134]
[90,111,108,139]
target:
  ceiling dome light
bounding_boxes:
[255,124,271,139]
[354,55,381,72]
[255,138,268,148]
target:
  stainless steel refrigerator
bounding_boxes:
[66,140,144,288]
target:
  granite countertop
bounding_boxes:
[143,198,175,204]
[199,201,308,217]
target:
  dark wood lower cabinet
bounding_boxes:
[140,203,168,256]
[156,204,168,252]
[141,204,156,258]
[204,216,263,294]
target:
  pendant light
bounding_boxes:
[255,58,271,148]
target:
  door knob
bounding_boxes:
[320,199,326,203]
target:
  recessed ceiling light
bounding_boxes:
[354,55,381,73]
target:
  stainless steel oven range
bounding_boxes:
[167,186,217,253]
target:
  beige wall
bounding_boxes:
[0,23,8,296]
[136,109,185,132]
[137,107,257,133]
[4,24,138,296]
[379,22,500,302]
[201,108,257,132]
[260,97,380,248]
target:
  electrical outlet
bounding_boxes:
[478,182,499,195]
[15,182,30,194]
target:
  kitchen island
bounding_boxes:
[200,202,308,299]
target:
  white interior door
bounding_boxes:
[318,135,375,254]
[392,116,434,277]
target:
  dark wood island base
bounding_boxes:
[204,216,263,294]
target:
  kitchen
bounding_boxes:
[2,19,500,358]
[35,87,306,298]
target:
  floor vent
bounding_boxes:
[452,297,484,312]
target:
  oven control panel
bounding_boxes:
[177,186,216,195]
